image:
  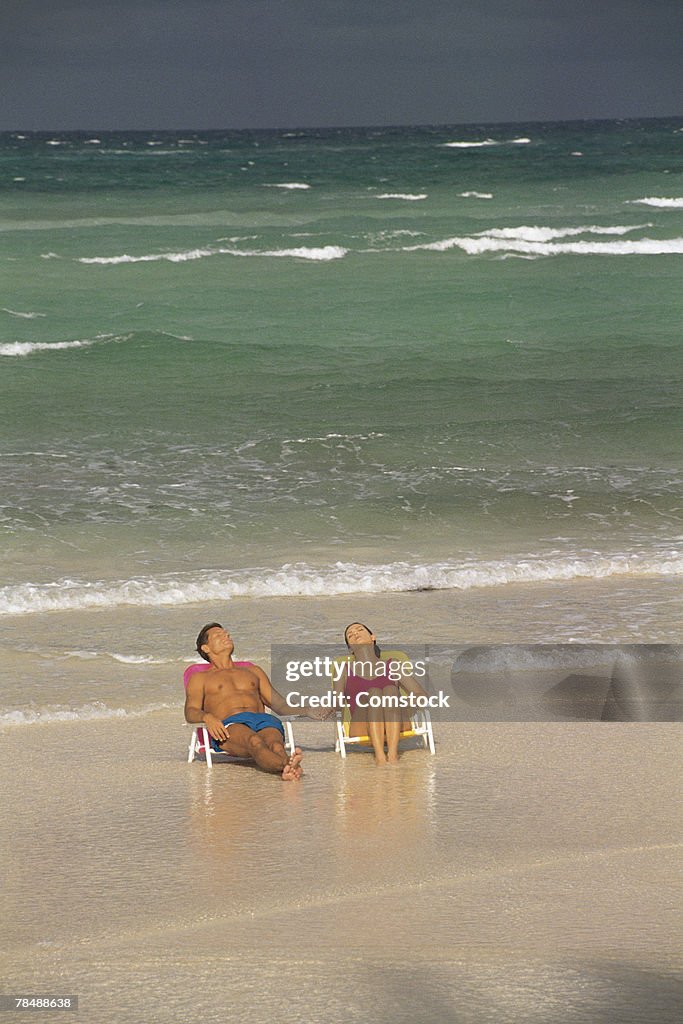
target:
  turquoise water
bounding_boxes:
[1,119,682,612]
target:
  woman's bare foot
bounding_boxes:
[387,752,400,765]
[374,754,388,766]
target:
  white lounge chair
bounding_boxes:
[334,709,435,758]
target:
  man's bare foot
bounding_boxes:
[281,748,304,781]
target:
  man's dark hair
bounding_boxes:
[196,622,223,662]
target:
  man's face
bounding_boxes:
[203,626,234,659]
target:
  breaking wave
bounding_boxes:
[1,553,680,615]
[443,137,530,148]
[1,308,46,319]
[73,224,675,266]
[404,223,682,257]
[376,193,427,201]
[630,197,683,208]
[0,338,105,358]
[79,244,347,264]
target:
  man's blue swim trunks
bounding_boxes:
[209,712,286,753]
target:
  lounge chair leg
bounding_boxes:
[426,721,436,754]
[336,721,348,758]
[200,726,213,767]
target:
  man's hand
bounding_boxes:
[306,707,335,721]
[202,713,230,744]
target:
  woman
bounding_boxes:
[341,622,426,766]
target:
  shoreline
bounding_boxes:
[1,574,680,726]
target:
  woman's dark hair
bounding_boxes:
[196,622,223,662]
[344,622,381,657]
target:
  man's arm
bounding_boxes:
[184,673,230,743]
[252,664,329,719]
[252,664,294,716]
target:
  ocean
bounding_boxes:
[1,118,681,722]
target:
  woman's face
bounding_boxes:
[345,622,375,646]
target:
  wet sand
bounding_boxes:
[2,714,681,1023]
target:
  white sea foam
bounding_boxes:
[80,244,347,265]
[443,137,530,148]
[376,193,427,201]
[1,308,46,319]
[460,191,493,199]
[0,701,174,729]
[280,431,386,445]
[444,140,498,148]
[258,245,346,260]
[463,237,682,257]
[106,653,174,665]
[478,224,650,242]
[30,648,177,665]
[1,554,680,616]
[497,253,543,261]
[80,224,660,267]
[0,338,101,358]
[630,197,683,208]
[404,223,682,257]
[262,182,311,189]
[77,248,226,265]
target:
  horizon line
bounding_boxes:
[1,113,682,134]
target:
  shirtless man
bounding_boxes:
[185,623,305,780]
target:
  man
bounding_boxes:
[185,623,309,780]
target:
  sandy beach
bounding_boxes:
[2,709,681,1023]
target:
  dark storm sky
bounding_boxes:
[1,0,682,129]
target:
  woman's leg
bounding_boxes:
[365,686,390,764]
[382,685,402,763]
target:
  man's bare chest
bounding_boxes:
[204,669,259,699]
